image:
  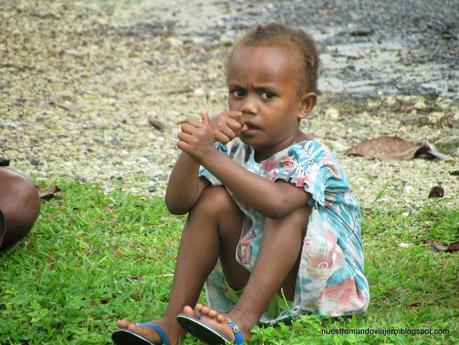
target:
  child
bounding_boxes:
[113,23,369,345]
[0,168,40,251]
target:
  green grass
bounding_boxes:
[0,180,457,344]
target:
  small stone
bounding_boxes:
[428,112,443,124]
[0,157,10,166]
[325,108,340,120]
[367,99,381,108]
[414,99,427,110]
[30,158,40,166]
[219,35,233,46]
[148,118,168,131]
[386,96,396,106]
[166,37,182,47]
[193,88,206,97]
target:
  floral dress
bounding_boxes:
[198,138,369,324]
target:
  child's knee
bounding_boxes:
[267,205,310,232]
[193,187,238,218]
[0,169,40,248]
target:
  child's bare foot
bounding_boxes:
[182,304,253,342]
[116,318,183,345]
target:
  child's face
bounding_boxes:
[227,45,312,151]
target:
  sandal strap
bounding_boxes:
[226,318,245,345]
[138,322,171,345]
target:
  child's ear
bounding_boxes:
[298,92,317,119]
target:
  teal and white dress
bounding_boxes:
[199,138,369,324]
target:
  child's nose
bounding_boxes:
[240,95,257,115]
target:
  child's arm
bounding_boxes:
[178,112,311,219]
[165,110,245,214]
[165,151,208,215]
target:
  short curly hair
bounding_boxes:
[225,23,320,94]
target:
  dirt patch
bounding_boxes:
[1,0,458,210]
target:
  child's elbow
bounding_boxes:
[165,198,190,215]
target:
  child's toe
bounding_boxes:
[208,308,218,318]
[182,305,197,317]
[116,320,130,328]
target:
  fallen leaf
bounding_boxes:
[428,185,445,198]
[432,240,459,253]
[346,136,418,160]
[346,136,449,160]
[35,185,61,198]
[0,157,10,166]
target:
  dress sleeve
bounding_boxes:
[265,142,343,208]
[198,141,228,186]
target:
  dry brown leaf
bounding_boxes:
[346,136,450,160]
[346,136,418,160]
[36,185,61,199]
[428,185,445,198]
[432,240,459,253]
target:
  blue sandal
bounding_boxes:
[112,322,171,345]
[177,314,244,344]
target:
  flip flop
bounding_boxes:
[112,322,171,345]
[177,314,244,345]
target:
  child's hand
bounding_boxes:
[177,110,217,163]
[209,110,247,144]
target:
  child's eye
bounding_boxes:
[260,91,275,100]
[231,89,245,98]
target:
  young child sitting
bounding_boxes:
[113,23,369,345]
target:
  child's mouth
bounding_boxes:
[242,121,260,135]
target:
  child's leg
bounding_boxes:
[183,205,310,340]
[116,187,247,344]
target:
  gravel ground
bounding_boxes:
[1,0,458,210]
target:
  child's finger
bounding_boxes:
[226,110,243,120]
[184,117,202,128]
[215,127,236,142]
[200,109,211,127]
[225,118,243,132]
[180,123,198,134]
[177,131,194,144]
[213,132,231,144]
[177,140,192,155]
